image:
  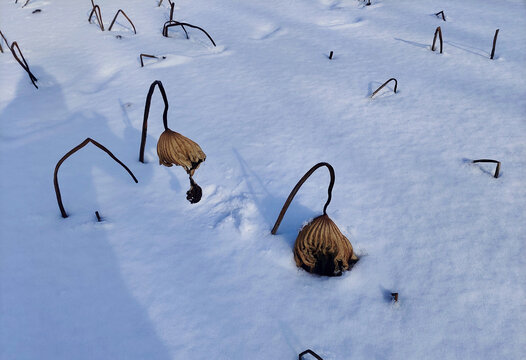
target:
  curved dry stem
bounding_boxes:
[473,159,501,178]
[432,26,443,53]
[54,138,138,218]
[490,29,499,60]
[0,30,8,53]
[435,10,446,21]
[370,78,397,98]
[163,20,188,38]
[108,9,136,34]
[89,5,104,31]
[299,349,324,360]
[163,21,216,47]
[10,41,38,89]
[139,80,170,163]
[140,53,157,67]
[158,0,173,7]
[169,2,175,22]
[22,0,31,8]
[271,162,335,235]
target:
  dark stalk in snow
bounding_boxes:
[435,11,446,21]
[490,29,499,59]
[432,26,443,53]
[370,78,397,98]
[10,41,38,89]
[54,138,138,218]
[140,53,157,67]
[108,9,136,34]
[162,21,216,47]
[472,159,501,178]
[299,349,324,360]
[89,4,104,31]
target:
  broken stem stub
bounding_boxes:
[473,159,501,178]
[370,78,397,98]
[108,9,136,34]
[490,29,499,60]
[299,349,324,360]
[271,162,335,235]
[329,51,333,59]
[432,26,443,53]
[54,138,138,218]
[139,80,170,163]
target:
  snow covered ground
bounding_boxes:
[1,0,525,359]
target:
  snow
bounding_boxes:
[1,0,525,359]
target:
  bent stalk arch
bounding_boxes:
[271,162,335,235]
[432,26,443,53]
[88,4,104,31]
[54,138,138,218]
[370,78,397,98]
[10,41,38,89]
[139,80,170,163]
[163,21,216,47]
[108,9,136,34]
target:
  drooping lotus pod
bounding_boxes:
[272,162,358,276]
[157,129,206,176]
[139,80,206,203]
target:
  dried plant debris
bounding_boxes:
[108,9,136,34]
[10,41,38,89]
[370,78,397,98]
[139,80,206,203]
[472,159,501,178]
[162,21,217,47]
[272,162,358,276]
[53,138,138,218]
[432,26,443,53]
[299,349,324,360]
[490,29,499,59]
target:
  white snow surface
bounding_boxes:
[1,0,525,359]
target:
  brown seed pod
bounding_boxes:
[294,214,357,276]
[139,80,206,203]
[272,162,358,276]
[157,128,206,176]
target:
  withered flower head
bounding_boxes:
[294,214,357,276]
[157,129,206,176]
[271,162,358,276]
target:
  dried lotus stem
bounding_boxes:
[391,292,399,302]
[169,2,175,22]
[0,30,8,53]
[140,53,157,67]
[22,0,31,8]
[108,9,136,34]
[490,29,499,60]
[435,11,446,21]
[89,4,104,31]
[370,78,397,98]
[139,80,170,163]
[10,42,38,89]
[472,159,501,178]
[271,162,335,235]
[299,349,324,360]
[54,138,138,218]
[329,51,333,59]
[163,21,216,47]
[95,211,102,222]
[432,26,443,53]
[158,0,173,7]
[163,20,188,39]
